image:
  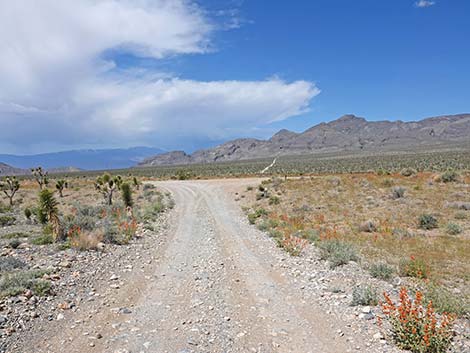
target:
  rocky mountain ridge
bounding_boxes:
[140,113,470,166]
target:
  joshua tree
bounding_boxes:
[0,176,20,206]
[55,179,68,197]
[38,189,63,241]
[95,173,122,205]
[31,167,48,190]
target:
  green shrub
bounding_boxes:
[391,186,406,199]
[445,222,462,235]
[2,232,28,239]
[269,196,280,205]
[297,229,319,243]
[0,215,16,226]
[0,270,50,297]
[318,240,359,268]
[248,213,258,225]
[418,214,438,230]
[400,168,417,177]
[440,170,458,183]
[0,257,26,271]
[24,208,32,220]
[351,285,378,306]
[31,233,54,245]
[425,284,469,317]
[257,218,279,231]
[0,202,11,213]
[8,239,21,249]
[120,182,133,208]
[454,212,467,220]
[369,262,394,280]
[399,257,428,279]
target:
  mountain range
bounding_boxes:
[139,113,470,166]
[0,147,164,171]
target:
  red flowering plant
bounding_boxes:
[381,287,454,353]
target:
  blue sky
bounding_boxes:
[188,0,470,133]
[0,0,468,154]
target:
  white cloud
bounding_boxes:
[415,1,436,8]
[0,0,319,153]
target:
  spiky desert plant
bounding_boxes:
[120,182,133,208]
[0,176,20,206]
[38,189,63,241]
[55,179,68,197]
[31,167,48,190]
[95,173,122,205]
[133,177,140,190]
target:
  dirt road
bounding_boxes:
[21,179,372,353]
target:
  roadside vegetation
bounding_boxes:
[0,170,174,300]
[243,170,470,352]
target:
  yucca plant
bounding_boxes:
[120,182,133,208]
[38,189,63,241]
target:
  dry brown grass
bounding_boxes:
[244,172,470,300]
[70,229,103,251]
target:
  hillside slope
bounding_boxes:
[140,113,470,166]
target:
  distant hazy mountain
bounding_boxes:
[0,147,165,171]
[0,162,27,176]
[139,113,470,166]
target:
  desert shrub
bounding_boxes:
[391,186,406,199]
[8,239,21,249]
[143,198,166,221]
[318,240,359,268]
[247,213,258,225]
[280,234,307,256]
[102,221,121,244]
[0,215,16,227]
[399,257,428,279]
[31,233,54,245]
[454,212,467,220]
[296,229,319,243]
[369,262,394,280]
[2,232,28,239]
[381,178,393,187]
[401,168,417,177]
[120,182,133,208]
[351,285,378,306]
[382,288,454,353]
[377,168,391,176]
[269,196,280,205]
[268,228,283,239]
[24,208,32,220]
[424,284,469,317]
[0,257,26,272]
[392,227,415,238]
[418,214,438,230]
[70,229,103,251]
[142,183,156,191]
[0,202,11,213]
[440,170,458,183]
[63,205,103,234]
[0,270,50,297]
[257,218,279,232]
[358,219,378,233]
[246,186,253,191]
[445,222,462,235]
